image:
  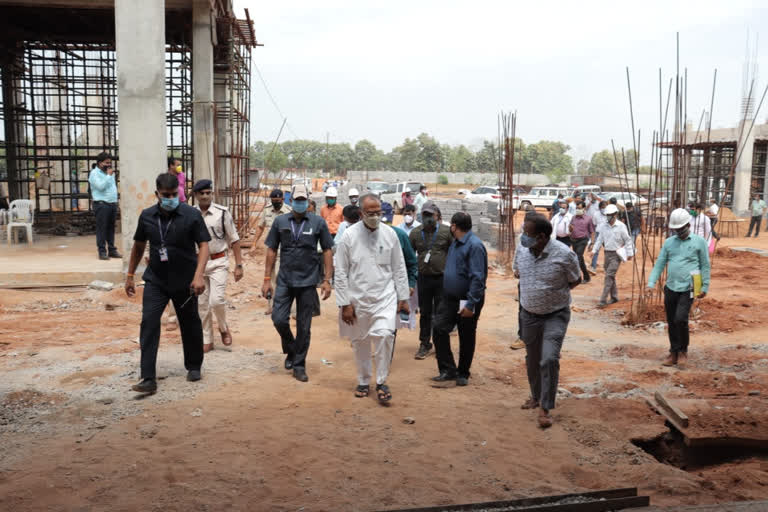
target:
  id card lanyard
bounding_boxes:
[421,228,438,263]
[291,218,307,243]
[157,216,174,262]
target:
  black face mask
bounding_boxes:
[423,216,436,229]
[271,201,283,210]
[676,226,690,239]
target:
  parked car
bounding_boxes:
[381,181,424,213]
[571,185,601,198]
[465,186,502,204]
[512,186,571,210]
[365,181,390,195]
[601,191,648,207]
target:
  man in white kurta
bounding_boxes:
[335,194,410,402]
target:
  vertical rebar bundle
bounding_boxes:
[496,111,517,267]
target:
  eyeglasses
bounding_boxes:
[363,210,382,217]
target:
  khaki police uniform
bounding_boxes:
[196,203,240,346]
[261,203,292,309]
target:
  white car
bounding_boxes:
[602,191,648,207]
[465,186,501,203]
[512,186,572,210]
[381,181,424,213]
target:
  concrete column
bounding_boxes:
[214,71,232,203]
[192,0,215,185]
[115,0,167,268]
[1,56,22,201]
[733,120,755,215]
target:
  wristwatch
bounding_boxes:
[236,264,243,269]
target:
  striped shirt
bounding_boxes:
[513,239,581,315]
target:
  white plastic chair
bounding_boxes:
[7,199,35,246]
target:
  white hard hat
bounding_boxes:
[669,208,692,229]
[326,187,338,197]
[348,188,359,196]
[604,204,619,215]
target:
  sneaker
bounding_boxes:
[99,253,109,261]
[108,251,123,258]
[131,378,157,393]
[456,377,469,387]
[414,344,433,360]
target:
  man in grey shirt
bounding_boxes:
[513,214,581,429]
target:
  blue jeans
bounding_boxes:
[631,228,640,246]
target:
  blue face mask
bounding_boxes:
[159,196,179,211]
[293,199,308,214]
[520,233,536,248]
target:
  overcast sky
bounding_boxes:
[236,0,767,164]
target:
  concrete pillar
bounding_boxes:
[115,0,167,267]
[192,0,215,185]
[1,56,22,201]
[733,120,755,215]
[214,71,232,202]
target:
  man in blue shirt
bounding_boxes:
[88,152,121,260]
[431,212,488,386]
[648,208,710,368]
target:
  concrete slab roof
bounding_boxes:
[0,0,193,8]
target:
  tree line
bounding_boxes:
[247,135,644,182]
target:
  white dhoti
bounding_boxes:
[199,258,229,345]
[352,333,395,386]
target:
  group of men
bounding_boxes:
[258,184,488,403]
[117,170,711,431]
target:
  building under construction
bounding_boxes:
[0,0,256,261]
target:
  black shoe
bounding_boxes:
[187,370,202,382]
[456,377,469,387]
[414,344,433,360]
[293,368,308,382]
[284,355,294,370]
[431,372,457,382]
[132,378,157,393]
[108,251,123,258]
[99,253,109,261]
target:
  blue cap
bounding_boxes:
[192,179,213,192]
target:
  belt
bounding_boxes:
[210,251,227,260]
[521,306,568,319]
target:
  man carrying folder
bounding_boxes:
[647,208,711,368]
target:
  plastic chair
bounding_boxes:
[7,199,35,246]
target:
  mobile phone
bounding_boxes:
[399,310,409,321]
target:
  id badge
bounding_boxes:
[159,246,169,262]
[424,251,431,263]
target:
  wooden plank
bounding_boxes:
[655,391,690,428]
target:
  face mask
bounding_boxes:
[676,226,690,239]
[689,209,698,217]
[520,233,536,248]
[293,200,308,214]
[271,201,283,210]
[363,214,381,229]
[159,196,179,211]
[608,214,617,224]
[600,208,606,214]
[327,199,336,206]
[176,165,183,174]
[575,209,584,216]
[404,215,414,224]
[423,216,436,229]
[559,208,565,215]
[350,197,358,205]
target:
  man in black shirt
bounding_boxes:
[262,185,334,382]
[409,201,453,360]
[125,173,211,394]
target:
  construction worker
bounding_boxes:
[348,188,360,207]
[255,189,291,315]
[192,179,244,352]
[647,208,710,368]
[321,186,344,236]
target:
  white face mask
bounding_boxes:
[559,208,565,215]
[404,215,414,224]
[363,214,381,229]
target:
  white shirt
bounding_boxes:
[593,219,632,255]
[551,212,573,239]
[397,219,421,235]
[334,222,410,339]
[707,203,719,216]
[691,214,712,243]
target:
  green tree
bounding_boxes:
[265,146,288,173]
[390,138,420,172]
[474,140,497,173]
[445,144,477,173]
[437,174,449,185]
[523,140,573,182]
[414,133,443,173]
[354,139,382,171]
[589,150,615,176]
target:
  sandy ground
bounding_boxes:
[1,234,767,511]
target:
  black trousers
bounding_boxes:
[94,201,118,255]
[664,286,692,354]
[139,280,204,380]
[271,284,316,369]
[747,216,762,237]
[417,274,443,347]
[571,237,590,281]
[433,295,484,378]
[555,236,571,247]
[710,218,719,238]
